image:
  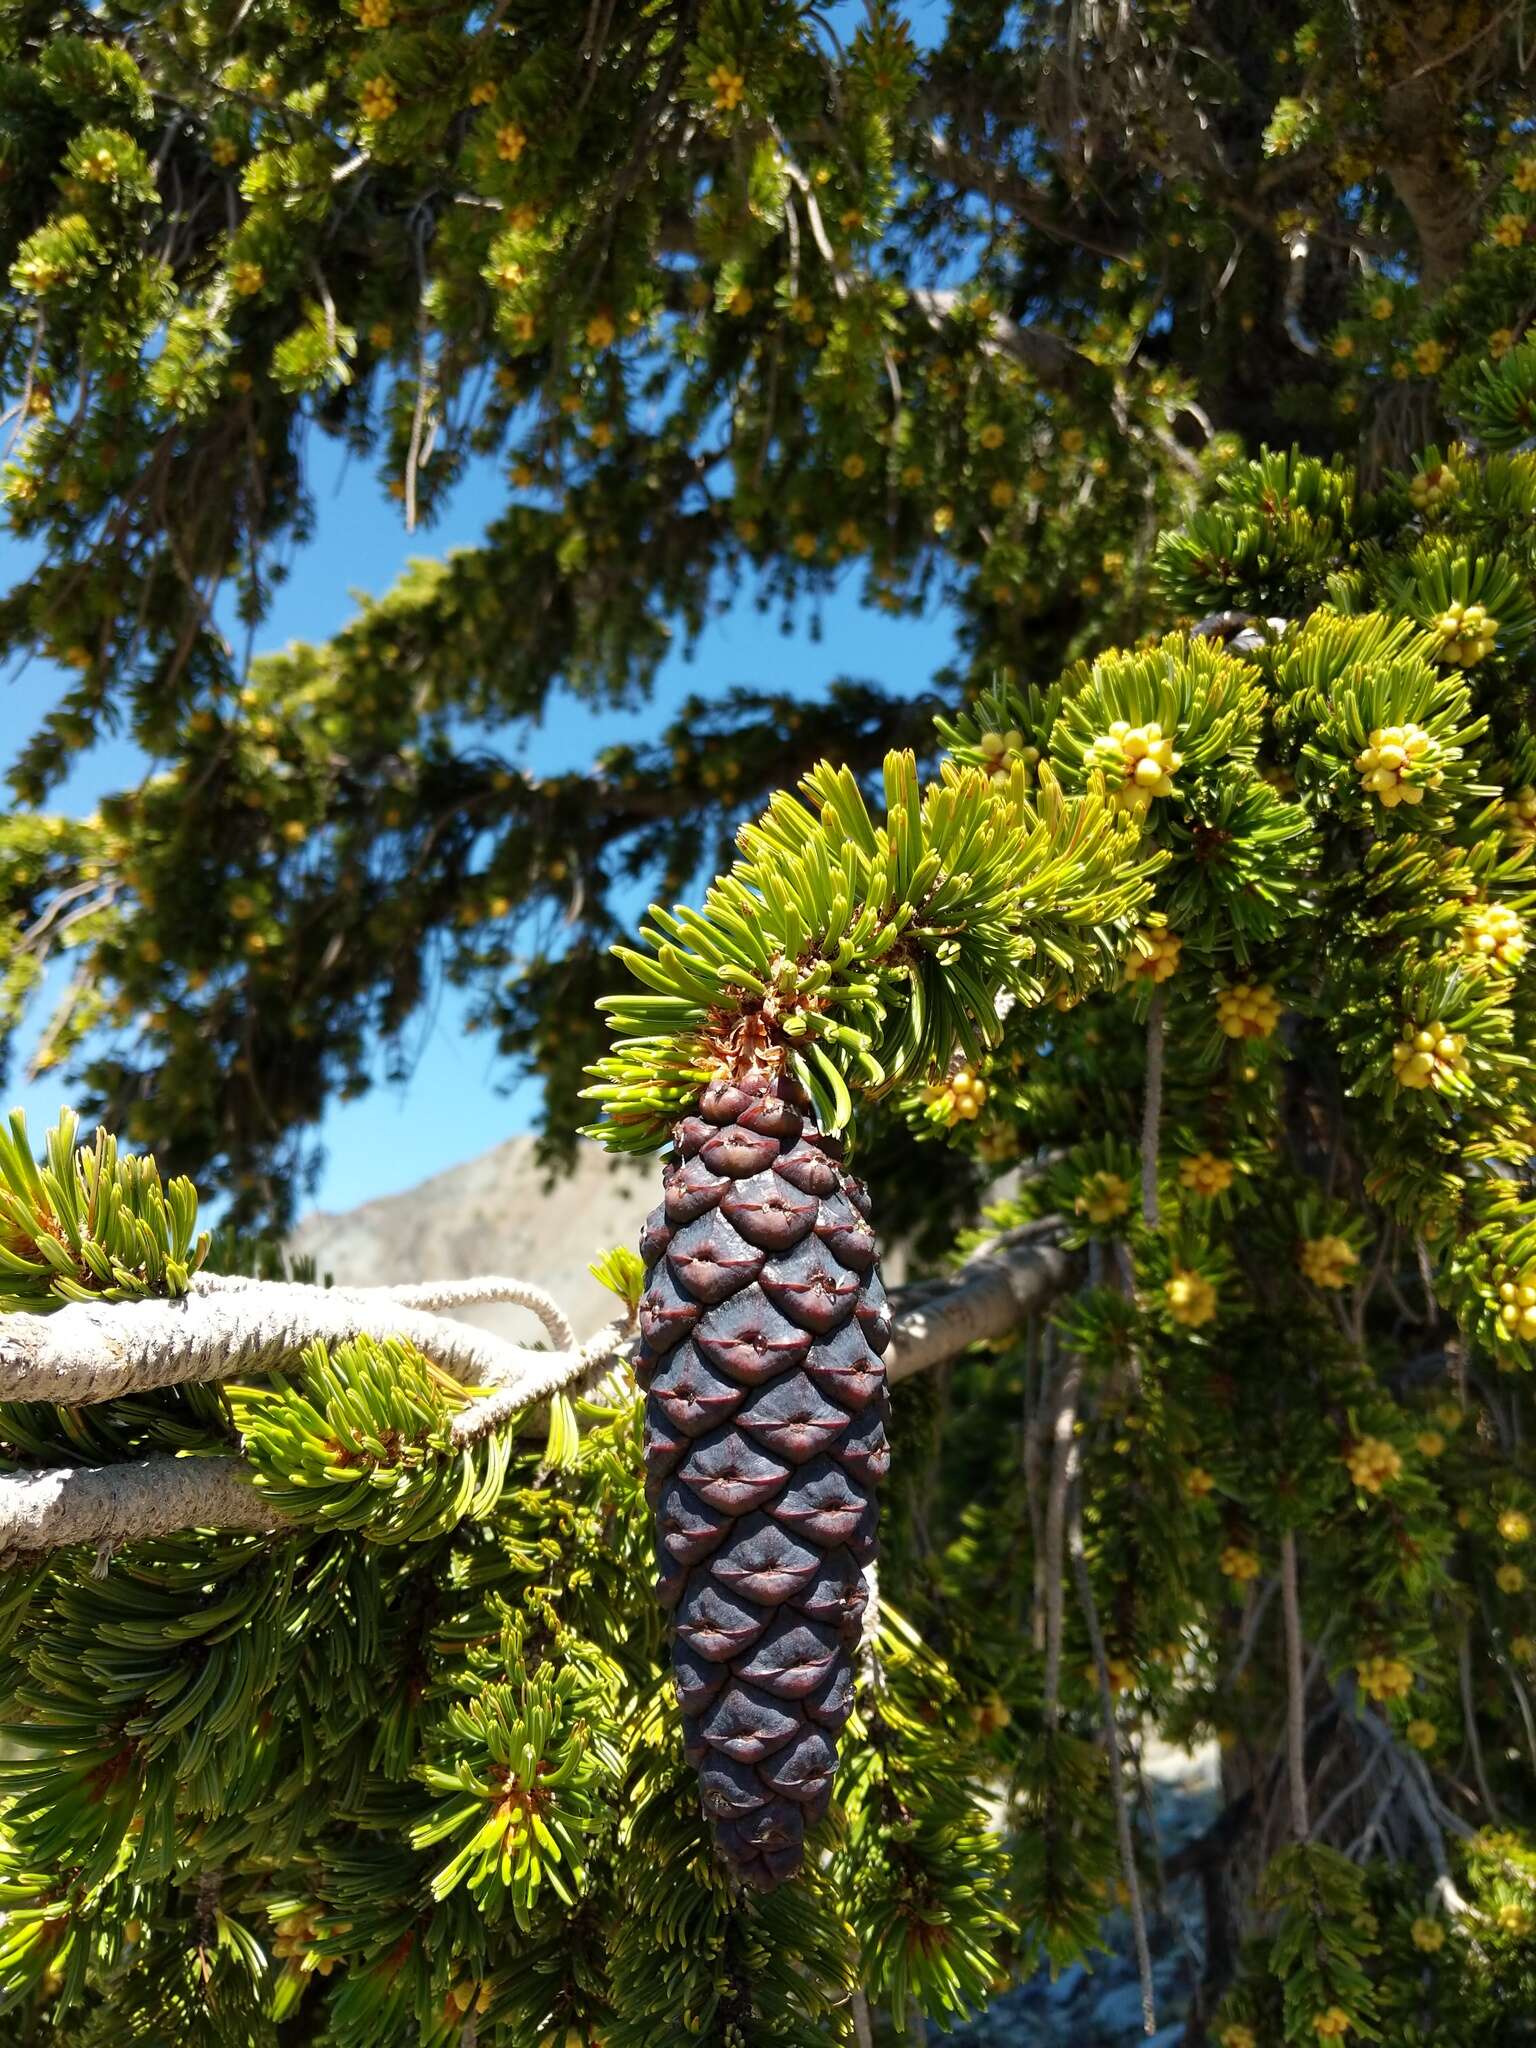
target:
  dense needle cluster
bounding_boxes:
[634,1067,889,1889]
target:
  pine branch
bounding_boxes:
[908,287,1099,391]
[2,1225,1073,1410]
[0,1280,559,1406]
[1069,1495,1157,2037]
[885,1224,1074,1385]
[329,1275,576,1352]
[0,1320,638,1555]
[0,1454,281,1557]
[1041,1353,1084,1734]
[1280,1529,1310,1841]
[918,126,1134,264]
[447,1318,633,1445]
[1344,1684,1479,1875]
[0,1234,1076,1552]
[1459,1625,1503,1822]
[1140,988,1166,1229]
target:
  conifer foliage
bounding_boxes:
[4,4,1536,2046]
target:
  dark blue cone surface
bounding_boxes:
[637,1068,889,1888]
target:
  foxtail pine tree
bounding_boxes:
[4,2,1536,2044]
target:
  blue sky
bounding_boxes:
[2,0,959,1215]
[3,445,957,1216]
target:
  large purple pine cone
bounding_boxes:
[638,1067,889,1889]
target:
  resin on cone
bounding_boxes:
[635,1065,890,1889]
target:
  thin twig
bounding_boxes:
[151,113,186,179]
[404,220,432,533]
[1022,1318,1047,1639]
[1070,1498,1157,2038]
[3,319,45,464]
[1282,230,1320,357]
[309,259,339,358]
[773,140,844,282]
[405,349,431,535]
[1496,1643,1536,1779]
[1140,988,1166,1229]
[1347,1685,1478,1857]
[1346,1766,1403,1862]
[375,1276,577,1352]
[16,876,114,956]
[1280,1530,1309,1840]
[448,1320,632,1444]
[1041,1359,1083,1731]
[575,0,619,114]
[1223,1574,1279,1693]
[1460,1625,1503,1821]
[1312,1743,1385,1845]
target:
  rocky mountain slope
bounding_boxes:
[290,1136,656,1339]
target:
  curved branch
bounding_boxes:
[0,1323,640,1555]
[1281,1528,1310,1840]
[367,1276,576,1352]
[919,126,1134,265]
[448,1318,633,1445]
[0,1283,553,1406]
[0,1229,1074,1552]
[1141,988,1165,1229]
[908,287,1100,392]
[1281,231,1321,359]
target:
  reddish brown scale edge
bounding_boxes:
[638,1065,889,1889]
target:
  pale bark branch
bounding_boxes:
[0,1282,557,1407]
[1,1226,1075,1553]
[1069,1498,1157,2037]
[850,1992,875,2048]
[1281,230,1321,358]
[198,1269,577,1351]
[0,1319,638,1555]
[1141,988,1165,1229]
[908,287,1098,391]
[0,1455,282,1558]
[1280,1529,1310,1841]
[1346,1683,1478,1883]
[886,1225,1074,1384]
[1460,1625,1503,1822]
[370,1276,577,1352]
[448,1319,632,1445]
[1041,1356,1083,1734]
[196,1270,578,1350]
[1223,1572,1279,1695]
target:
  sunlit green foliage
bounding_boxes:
[4,3,1536,2044]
